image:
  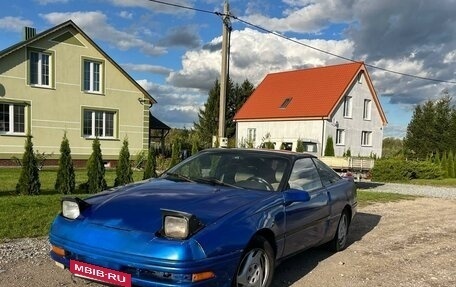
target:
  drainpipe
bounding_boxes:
[321,118,325,157]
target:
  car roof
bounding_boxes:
[199,148,317,161]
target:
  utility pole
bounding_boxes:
[217,0,231,147]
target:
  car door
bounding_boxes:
[283,157,331,257]
[312,158,350,239]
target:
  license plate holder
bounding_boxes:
[70,259,131,287]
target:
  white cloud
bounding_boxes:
[0,17,33,32]
[168,28,354,90]
[119,11,133,19]
[137,79,204,127]
[243,0,354,34]
[40,11,166,55]
[123,63,172,76]
[443,50,456,64]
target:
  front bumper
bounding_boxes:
[50,235,241,287]
[49,215,242,287]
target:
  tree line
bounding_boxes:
[377,91,456,180]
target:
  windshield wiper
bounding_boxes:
[193,177,239,188]
[164,172,195,182]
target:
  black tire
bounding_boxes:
[328,210,350,252]
[233,236,275,287]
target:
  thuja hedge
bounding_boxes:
[371,159,444,181]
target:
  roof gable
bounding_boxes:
[0,20,156,103]
[234,62,386,124]
[50,31,85,47]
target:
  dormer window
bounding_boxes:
[280,97,292,109]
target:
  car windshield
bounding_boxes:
[162,150,290,192]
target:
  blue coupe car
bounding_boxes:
[49,148,357,287]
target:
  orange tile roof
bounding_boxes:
[234,62,373,121]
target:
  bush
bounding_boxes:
[371,159,444,181]
[15,135,41,195]
[169,140,181,168]
[324,136,335,156]
[114,138,133,186]
[55,133,75,194]
[143,146,157,179]
[296,139,304,152]
[86,138,107,193]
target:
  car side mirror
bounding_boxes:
[283,189,311,203]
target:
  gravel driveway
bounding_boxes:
[1,183,455,286]
[357,181,456,199]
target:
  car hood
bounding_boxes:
[84,178,267,234]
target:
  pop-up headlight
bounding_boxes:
[61,197,89,220]
[161,209,204,240]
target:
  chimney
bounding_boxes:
[23,27,36,41]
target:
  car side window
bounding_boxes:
[312,158,341,187]
[288,158,323,192]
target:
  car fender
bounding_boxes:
[193,195,285,259]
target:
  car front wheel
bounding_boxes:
[234,236,275,287]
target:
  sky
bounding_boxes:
[0,0,455,138]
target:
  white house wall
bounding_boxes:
[236,120,325,152]
[329,72,384,157]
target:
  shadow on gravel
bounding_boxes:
[272,212,381,286]
[356,181,385,189]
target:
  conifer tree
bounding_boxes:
[115,138,133,186]
[143,146,157,179]
[86,138,107,193]
[441,151,448,178]
[448,150,455,178]
[296,139,304,152]
[324,136,335,156]
[191,139,199,156]
[16,135,41,195]
[194,80,220,146]
[169,140,181,168]
[55,133,75,194]
[194,79,254,147]
[434,150,441,166]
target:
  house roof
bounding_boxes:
[234,62,387,124]
[149,113,171,130]
[0,20,156,104]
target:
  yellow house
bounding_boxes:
[0,20,156,166]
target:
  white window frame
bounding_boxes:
[30,51,51,87]
[83,109,115,139]
[83,60,102,93]
[363,99,372,120]
[247,128,256,143]
[361,131,372,146]
[0,103,26,135]
[336,129,345,145]
[343,96,352,118]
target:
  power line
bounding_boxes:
[234,16,456,84]
[146,0,217,15]
[146,0,456,84]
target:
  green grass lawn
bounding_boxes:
[0,168,144,196]
[410,178,456,187]
[0,168,144,239]
[357,190,416,207]
[0,168,420,240]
